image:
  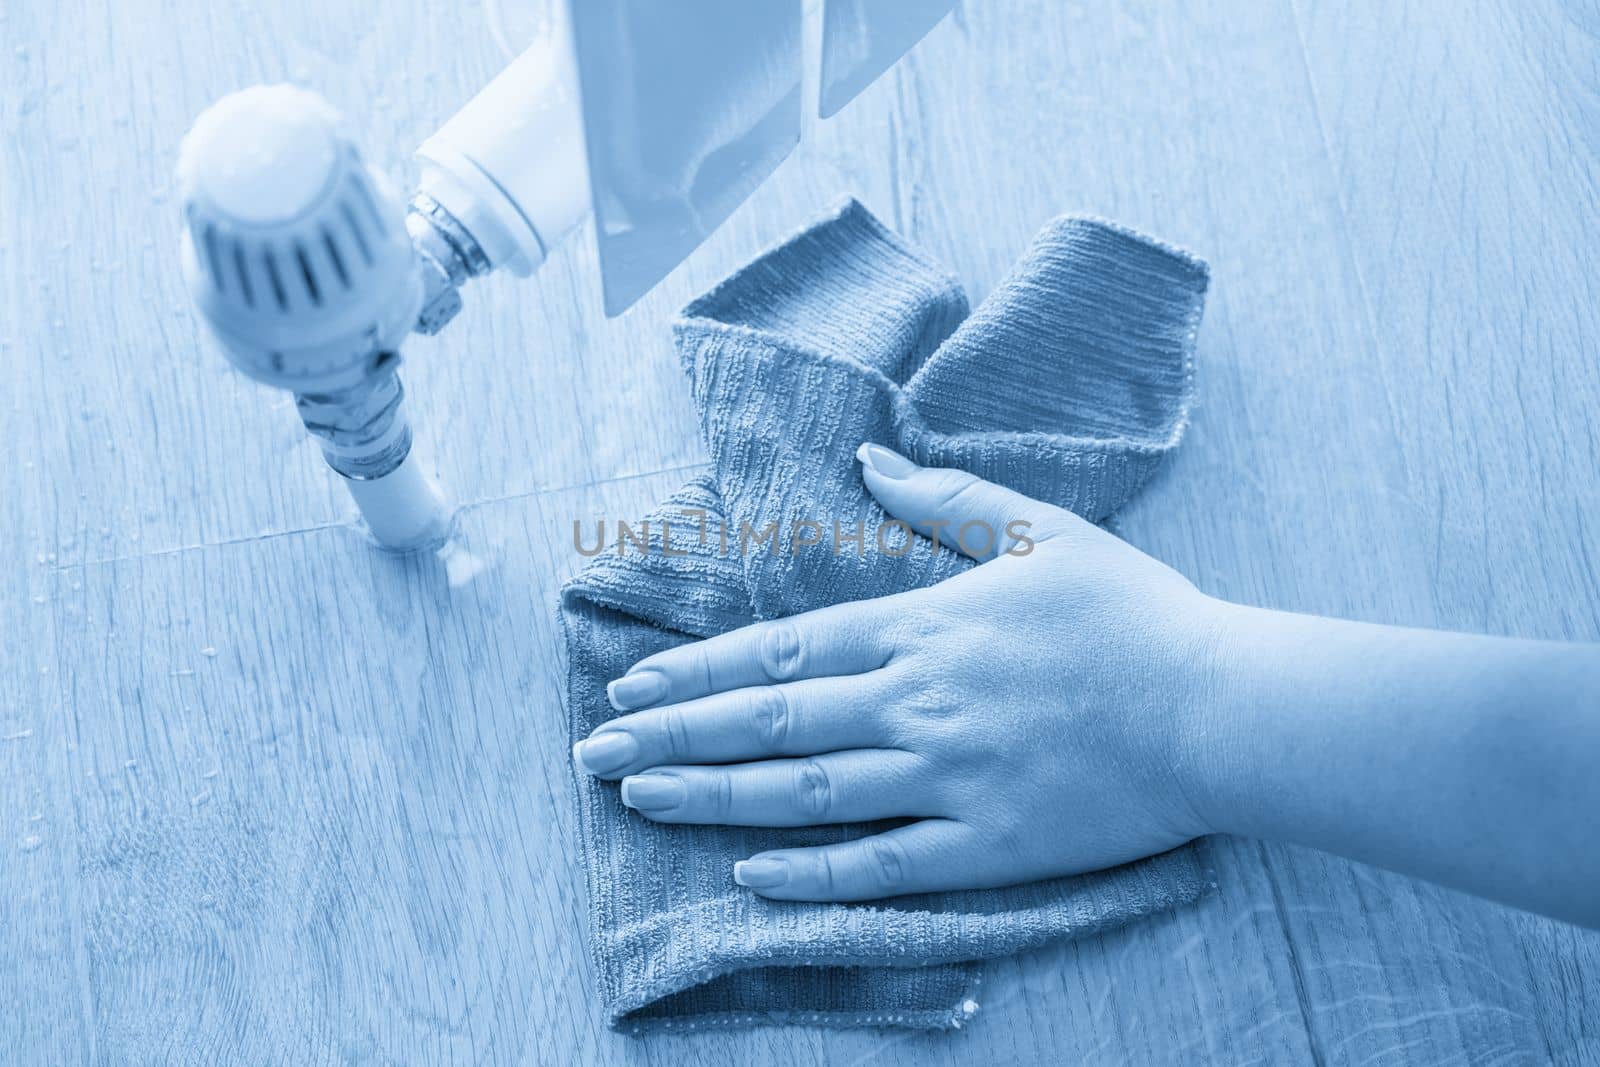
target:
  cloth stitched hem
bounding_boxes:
[612,970,985,1035]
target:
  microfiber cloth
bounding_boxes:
[559,198,1211,1033]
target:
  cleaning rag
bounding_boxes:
[560,198,1211,1032]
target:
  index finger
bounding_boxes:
[607,599,904,711]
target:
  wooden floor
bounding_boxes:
[5,1,1599,1063]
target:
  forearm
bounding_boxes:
[1188,601,1600,927]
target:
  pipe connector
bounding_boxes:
[294,353,412,480]
[407,193,493,336]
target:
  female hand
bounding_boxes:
[571,443,1226,901]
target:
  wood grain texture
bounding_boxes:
[3,0,1597,1063]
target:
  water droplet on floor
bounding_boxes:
[438,541,494,589]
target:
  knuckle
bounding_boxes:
[688,643,716,694]
[749,686,792,751]
[884,678,972,755]
[814,849,839,895]
[863,837,908,892]
[696,772,734,819]
[757,621,805,681]
[929,469,983,512]
[658,707,691,758]
[885,602,942,656]
[903,676,962,721]
[792,758,834,821]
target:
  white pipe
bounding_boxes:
[416,12,590,277]
[345,454,455,551]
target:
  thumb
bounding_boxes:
[855,442,1074,561]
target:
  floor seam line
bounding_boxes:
[53,460,712,570]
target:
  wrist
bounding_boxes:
[1171,593,1258,839]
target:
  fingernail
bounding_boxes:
[607,670,667,711]
[572,731,638,776]
[856,442,917,479]
[733,858,789,888]
[621,774,686,813]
